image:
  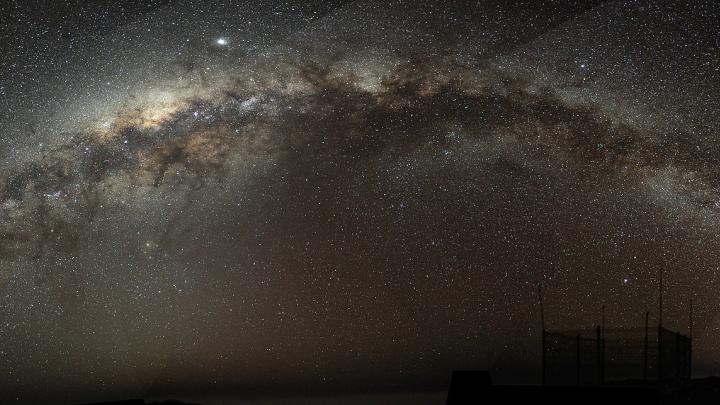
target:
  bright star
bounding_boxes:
[216,38,228,46]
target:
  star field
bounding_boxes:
[0,0,719,403]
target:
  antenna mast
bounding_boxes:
[659,268,663,329]
[658,268,664,382]
[539,284,546,385]
[539,285,546,330]
[689,298,693,339]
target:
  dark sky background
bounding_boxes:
[1,0,719,403]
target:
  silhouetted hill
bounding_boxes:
[77,400,203,405]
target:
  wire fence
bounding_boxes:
[543,326,691,386]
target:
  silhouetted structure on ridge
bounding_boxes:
[539,269,692,387]
[542,325,691,386]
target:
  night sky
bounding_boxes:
[1,0,720,403]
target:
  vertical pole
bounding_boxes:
[683,335,689,383]
[689,298,693,339]
[541,329,546,385]
[644,311,649,382]
[577,333,581,386]
[658,325,663,382]
[539,285,546,330]
[658,268,663,383]
[539,285,546,385]
[596,325,602,385]
[659,267,663,328]
[601,329,605,385]
[689,299,693,381]
[599,302,605,384]
[688,335,692,382]
[600,303,606,385]
[676,332,681,383]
